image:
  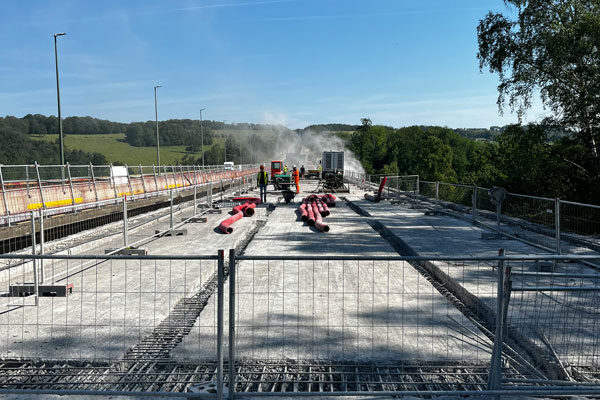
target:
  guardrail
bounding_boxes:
[344,171,600,257]
[0,163,259,226]
[0,252,598,398]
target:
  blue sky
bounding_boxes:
[0,0,547,129]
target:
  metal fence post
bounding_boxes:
[66,163,76,206]
[139,165,147,194]
[35,162,46,210]
[0,165,9,224]
[125,164,133,196]
[31,210,39,306]
[555,198,561,255]
[487,248,505,393]
[220,180,224,201]
[110,164,118,199]
[26,164,30,197]
[387,177,390,198]
[217,249,225,400]
[89,163,99,203]
[472,185,478,224]
[208,181,213,206]
[435,181,439,211]
[496,203,501,231]
[60,164,66,193]
[169,190,174,230]
[238,177,242,196]
[39,208,44,283]
[152,165,159,192]
[228,248,236,399]
[193,184,197,217]
[123,197,128,247]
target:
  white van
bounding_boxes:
[223,161,235,171]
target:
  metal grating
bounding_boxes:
[0,359,523,393]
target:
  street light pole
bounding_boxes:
[223,120,227,163]
[53,33,66,168]
[154,85,162,166]
[200,108,205,168]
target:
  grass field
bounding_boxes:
[32,133,223,165]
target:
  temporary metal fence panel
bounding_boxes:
[0,164,259,226]
[0,253,598,398]
[377,175,419,204]
[0,254,218,362]
[0,253,221,396]
[0,176,249,255]
[418,182,600,256]
[228,255,498,395]
[559,200,600,253]
[506,260,600,374]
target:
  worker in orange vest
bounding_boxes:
[292,165,300,194]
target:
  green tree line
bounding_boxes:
[0,128,107,166]
[0,114,219,148]
[349,119,599,204]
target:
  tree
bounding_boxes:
[205,143,224,165]
[477,0,600,162]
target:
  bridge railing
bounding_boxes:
[0,163,259,226]
[344,172,600,257]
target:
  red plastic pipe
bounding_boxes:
[312,202,330,232]
[219,210,243,234]
[320,200,330,217]
[232,197,261,204]
[233,203,248,213]
[306,202,316,227]
[243,202,256,217]
[378,177,388,195]
[316,201,325,217]
[298,203,308,222]
[314,219,330,232]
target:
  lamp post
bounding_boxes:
[199,108,205,168]
[223,120,227,163]
[53,32,66,168]
[154,85,161,166]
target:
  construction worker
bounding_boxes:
[284,164,288,174]
[257,165,269,203]
[292,165,300,194]
[317,163,322,179]
[300,165,305,179]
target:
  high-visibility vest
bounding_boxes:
[257,171,268,184]
[284,166,288,173]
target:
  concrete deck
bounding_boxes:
[173,182,493,363]
[0,194,264,361]
[346,194,600,367]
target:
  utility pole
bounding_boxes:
[200,108,205,168]
[154,85,162,166]
[53,32,66,168]
[223,120,227,163]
